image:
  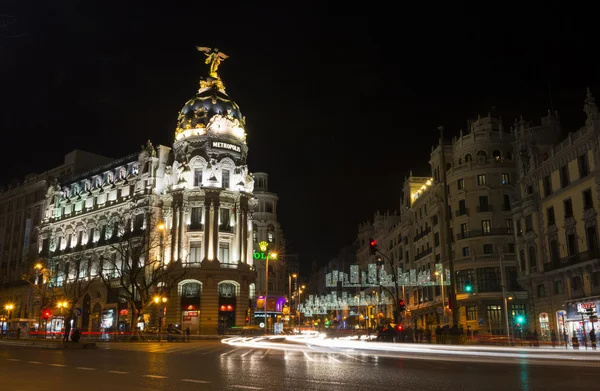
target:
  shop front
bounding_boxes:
[564,298,599,346]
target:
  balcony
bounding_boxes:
[414,226,431,241]
[543,250,600,272]
[414,247,433,261]
[455,208,468,217]
[457,227,512,240]
[188,223,204,232]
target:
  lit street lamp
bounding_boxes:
[288,273,297,326]
[264,251,277,336]
[154,295,168,341]
[4,304,14,335]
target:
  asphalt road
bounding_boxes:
[0,341,598,391]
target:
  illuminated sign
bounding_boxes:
[253,251,277,260]
[119,309,129,316]
[212,141,241,153]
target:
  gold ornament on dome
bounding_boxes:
[199,78,225,91]
[196,46,229,79]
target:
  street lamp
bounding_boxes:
[435,271,445,324]
[157,222,166,265]
[154,295,168,341]
[4,304,14,335]
[289,273,297,326]
[264,251,277,336]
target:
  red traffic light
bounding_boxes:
[369,238,378,255]
[369,239,377,247]
[42,310,52,320]
[397,325,404,331]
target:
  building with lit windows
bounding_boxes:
[512,90,600,344]
[30,50,287,336]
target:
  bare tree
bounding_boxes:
[98,209,186,333]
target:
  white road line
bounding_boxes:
[76,367,97,371]
[28,361,42,364]
[240,349,255,357]
[260,349,270,358]
[181,379,210,384]
[220,349,237,357]
[343,353,367,362]
[230,386,263,390]
[7,359,20,361]
[49,364,67,367]
[327,354,341,363]
[108,370,129,374]
[303,351,315,361]
[143,375,168,379]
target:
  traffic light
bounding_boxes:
[376,256,384,266]
[464,281,473,293]
[42,309,51,321]
[369,238,378,255]
[396,324,404,332]
[516,315,525,325]
[398,299,406,312]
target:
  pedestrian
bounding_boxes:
[590,329,597,350]
[533,330,539,347]
[550,329,557,348]
[63,318,72,342]
[185,327,190,342]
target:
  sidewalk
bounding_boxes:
[0,339,96,349]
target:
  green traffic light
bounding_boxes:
[516,315,525,324]
[465,285,472,293]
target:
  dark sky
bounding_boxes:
[1,1,599,276]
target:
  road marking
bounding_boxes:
[220,349,237,357]
[230,386,263,390]
[49,364,67,367]
[181,379,210,384]
[327,354,341,362]
[76,367,97,371]
[28,361,42,364]
[343,353,367,362]
[303,351,314,361]
[260,349,270,358]
[108,371,129,374]
[143,375,168,379]
[7,359,20,361]
[240,349,255,357]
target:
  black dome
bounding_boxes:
[175,78,243,132]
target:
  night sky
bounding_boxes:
[1,2,598,276]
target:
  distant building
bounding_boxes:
[513,90,600,343]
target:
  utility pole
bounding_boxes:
[439,128,459,327]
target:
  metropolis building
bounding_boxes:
[27,50,287,336]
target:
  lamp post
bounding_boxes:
[289,273,297,326]
[264,251,277,336]
[435,271,445,324]
[157,222,165,265]
[154,295,168,341]
[4,304,14,336]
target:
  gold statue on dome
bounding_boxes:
[196,47,229,78]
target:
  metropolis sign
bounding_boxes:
[212,141,241,153]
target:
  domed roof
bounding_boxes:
[174,77,245,141]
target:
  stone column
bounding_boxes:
[235,204,242,262]
[171,204,178,263]
[203,198,211,261]
[178,202,184,261]
[212,200,220,262]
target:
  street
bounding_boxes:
[0,340,598,390]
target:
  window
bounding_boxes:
[564,198,573,217]
[537,284,545,297]
[559,165,569,188]
[525,215,533,232]
[578,154,589,178]
[222,169,230,188]
[481,220,491,235]
[134,214,144,230]
[189,242,202,264]
[466,306,478,321]
[478,196,490,212]
[506,266,519,291]
[592,271,600,287]
[458,199,467,215]
[477,174,487,186]
[583,189,594,210]
[219,208,231,230]
[508,243,515,253]
[487,305,502,324]
[265,202,274,214]
[587,225,598,254]
[554,280,564,294]
[462,246,470,257]
[88,228,95,244]
[457,178,464,190]
[434,232,440,247]
[547,207,555,226]
[218,242,230,263]
[549,239,560,263]
[433,215,439,226]
[191,207,202,226]
[571,276,582,290]
[506,219,513,234]
[503,194,511,211]
[543,175,552,197]
[465,154,472,162]
[501,173,510,185]
[460,223,468,237]
[66,234,72,249]
[193,169,203,187]
[77,231,83,246]
[219,283,236,297]
[527,185,533,195]
[477,267,501,292]
[519,249,526,271]
[483,244,493,254]
[567,233,577,256]
[456,269,475,293]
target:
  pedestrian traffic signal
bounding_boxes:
[42,309,51,320]
[369,238,378,255]
[516,315,525,324]
[398,299,406,312]
[376,256,384,266]
[464,281,473,293]
[397,325,404,332]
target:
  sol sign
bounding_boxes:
[253,251,277,260]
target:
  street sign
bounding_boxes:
[74,308,82,317]
[259,322,265,328]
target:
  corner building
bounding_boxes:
[37,57,284,335]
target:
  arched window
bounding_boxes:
[267,224,275,243]
[253,225,258,242]
[506,152,513,160]
[182,282,201,298]
[458,158,462,165]
[465,154,472,162]
[219,283,236,298]
[477,150,487,159]
[492,150,502,161]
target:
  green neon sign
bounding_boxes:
[253,251,277,260]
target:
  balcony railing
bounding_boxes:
[414,247,433,261]
[476,205,492,213]
[455,208,468,217]
[543,250,600,272]
[457,227,512,240]
[414,226,432,241]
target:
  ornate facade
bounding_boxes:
[29,49,286,336]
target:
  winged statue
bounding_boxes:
[196,47,229,78]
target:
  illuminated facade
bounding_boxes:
[33,49,286,335]
[513,90,600,343]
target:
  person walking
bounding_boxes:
[550,329,557,348]
[590,329,597,350]
[63,318,72,342]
